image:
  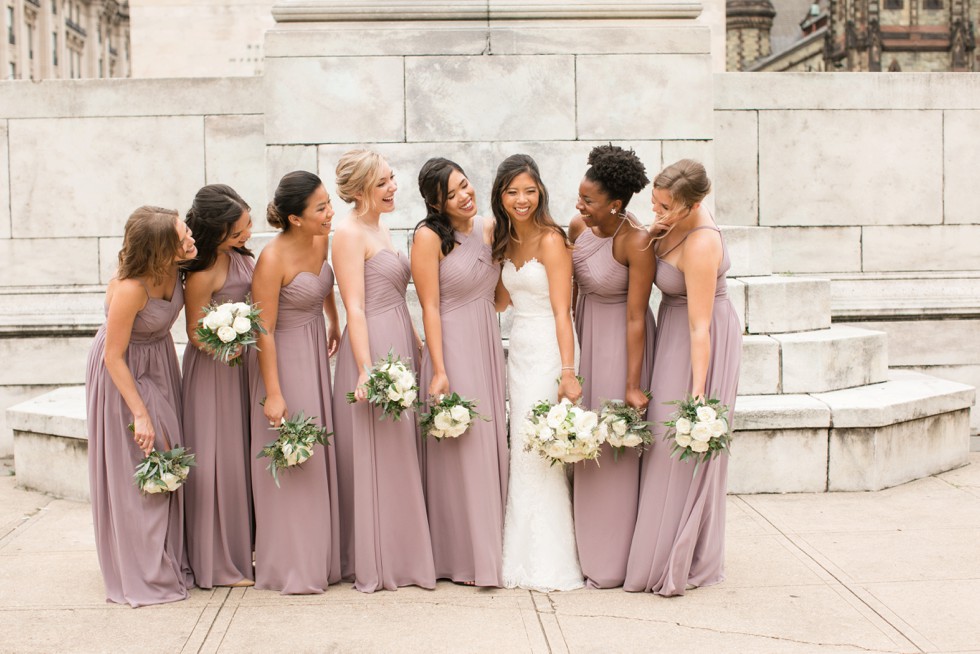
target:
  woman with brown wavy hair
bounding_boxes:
[85,205,198,607]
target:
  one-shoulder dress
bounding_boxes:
[332,249,436,593]
[86,277,194,607]
[572,226,655,589]
[625,225,741,596]
[418,219,508,587]
[182,250,255,588]
[248,261,341,594]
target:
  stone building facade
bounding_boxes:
[1,0,130,80]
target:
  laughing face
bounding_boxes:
[219,210,253,252]
[296,185,334,236]
[501,172,539,224]
[443,169,478,222]
[575,177,618,228]
[175,218,198,262]
[369,160,397,214]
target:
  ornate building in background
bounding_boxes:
[729,0,977,71]
[1,0,130,79]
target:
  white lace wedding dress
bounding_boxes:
[501,258,584,591]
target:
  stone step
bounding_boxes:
[720,225,772,277]
[738,275,832,335]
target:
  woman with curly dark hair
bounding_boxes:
[568,144,655,588]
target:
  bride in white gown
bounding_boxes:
[491,154,585,591]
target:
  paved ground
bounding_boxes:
[1,456,979,654]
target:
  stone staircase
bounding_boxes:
[4,226,975,498]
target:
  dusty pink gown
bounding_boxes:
[572,226,655,589]
[181,250,255,588]
[332,248,436,593]
[418,219,508,587]
[625,225,741,596]
[86,276,194,607]
[249,261,341,594]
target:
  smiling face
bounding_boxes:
[501,172,540,224]
[218,210,253,252]
[576,177,620,228]
[293,185,334,236]
[443,169,477,222]
[366,160,397,214]
[175,218,197,262]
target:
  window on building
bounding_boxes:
[51,0,56,14]
[52,31,57,66]
[27,23,33,59]
[884,0,903,8]
[8,61,15,80]
[923,0,942,8]
[7,6,15,45]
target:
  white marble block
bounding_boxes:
[776,325,889,394]
[771,226,862,274]
[0,121,9,240]
[728,429,828,494]
[943,110,980,225]
[0,337,92,386]
[758,110,942,227]
[405,55,576,142]
[862,225,980,272]
[0,238,101,287]
[741,276,831,334]
[720,226,772,277]
[204,115,268,219]
[739,335,780,395]
[713,110,758,227]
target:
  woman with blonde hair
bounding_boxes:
[331,149,436,593]
[625,159,742,596]
[86,205,198,606]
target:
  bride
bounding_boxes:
[492,154,585,591]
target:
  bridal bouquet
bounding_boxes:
[597,399,654,459]
[419,393,482,440]
[522,398,602,465]
[195,298,265,366]
[346,350,418,421]
[257,411,331,488]
[134,447,196,494]
[663,395,731,473]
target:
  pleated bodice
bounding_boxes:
[572,228,629,305]
[277,261,333,330]
[212,250,254,305]
[438,217,499,314]
[364,249,411,317]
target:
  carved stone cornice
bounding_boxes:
[271,0,703,23]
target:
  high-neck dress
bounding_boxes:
[182,250,255,588]
[332,248,437,593]
[418,218,508,587]
[571,226,655,589]
[86,276,194,607]
[248,260,342,594]
[625,225,741,596]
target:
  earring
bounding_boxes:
[610,209,616,214]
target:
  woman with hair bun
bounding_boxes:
[249,170,342,594]
[568,144,655,589]
[86,205,198,606]
[180,184,255,589]
[411,157,507,587]
[625,159,741,596]
[331,149,436,593]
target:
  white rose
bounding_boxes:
[691,422,713,443]
[572,409,598,436]
[612,419,628,437]
[675,432,693,448]
[217,325,237,343]
[232,302,252,317]
[623,433,644,448]
[401,389,417,406]
[710,418,728,438]
[690,439,709,453]
[536,424,555,442]
[232,315,252,334]
[202,311,223,331]
[213,308,234,328]
[674,417,692,435]
[446,424,467,438]
[161,472,182,492]
[596,421,610,442]
[430,428,446,439]
[544,439,568,459]
[434,411,454,431]
[607,434,623,448]
[386,386,403,402]
[395,371,415,392]
[449,405,470,424]
[696,405,717,423]
[546,403,568,429]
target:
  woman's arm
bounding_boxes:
[681,229,723,399]
[540,231,581,404]
[411,226,449,397]
[183,267,220,351]
[623,228,657,409]
[317,237,341,357]
[568,215,585,317]
[252,245,287,425]
[332,226,373,401]
[103,279,155,455]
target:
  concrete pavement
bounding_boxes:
[1,455,979,654]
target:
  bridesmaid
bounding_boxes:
[331,149,436,593]
[181,184,255,589]
[249,171,342,594]
[86,205,197,607]
[625,159,742,596]
[568,145,655,589]
[411,158,507,587]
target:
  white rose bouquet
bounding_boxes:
[195,298,266,367]
[663,395,731,474]
[346,350,418,421]
[521,398,602,465]
[256,411,331,488]
[419,392,484,440]
[133,446,196,494]
[597,399,654,460]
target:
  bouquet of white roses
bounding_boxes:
[597,399,654,459]
[419,393,483,439]
[134,446,196,494]
[195,298,266,366]
[257,411,331,488]
[663,395,731,473]
[346,350,418,421]
[522,398,602,465]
